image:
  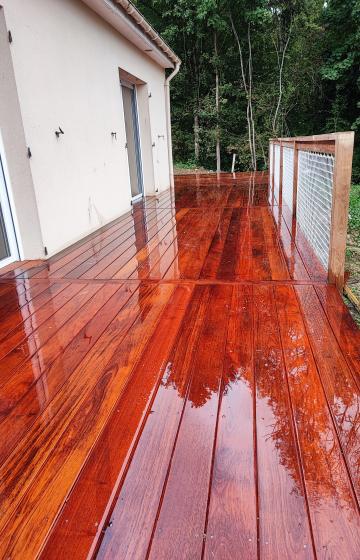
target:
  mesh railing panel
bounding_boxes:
[282,146,294,211]
[297,150,334,269]
[274,144,280,202]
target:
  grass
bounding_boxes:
[349,183,360,234]
[345,183,360,326]
[174,161,198,170]
[174,161,214,174]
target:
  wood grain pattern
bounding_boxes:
[40,284,193,560]
[329,132,355,287]
[147,284,231,560]
[275,285,360,559]
[254,285,314,559]
[204,285,257,559]
[96,285,212,560]
[0,172,358,560]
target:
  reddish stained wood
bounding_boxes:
[328,132,354,288]
[274,215,310,281]
[204,285,257,559]
[295,285,360,501]
[51,209,164,279]
[0,282,99,377]
[164,209,222,280]
[217,208,241,279]
[112,208,189,279]
[0,278,48,314]
[200,207,233,278]
[96,285,212,560]
[68,208,172,279]
[0,260,44,278]
[0,172,358,560]
[253,284,314,559]
[82,209,175,280]
[275,285,360,559]
[40,283,193,560]
[0,282,126,464]
[0,283,173,559]
[250,212,273,281]
[261,207,293,280]
[147,284,232,560]
[0,280,67,338]
[315,285,360,382]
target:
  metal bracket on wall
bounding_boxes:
[55,127,64,138]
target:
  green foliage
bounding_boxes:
[135,0,359,174]
[349,184,360,237]
[174,161,200,170]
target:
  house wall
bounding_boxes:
[0,8,44,259]
[1,0,171,257]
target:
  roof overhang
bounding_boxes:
[80,0,179,69]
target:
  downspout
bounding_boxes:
[165,61,181,188]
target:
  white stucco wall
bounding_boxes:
[0,8,44,260]
[1,0,171,257]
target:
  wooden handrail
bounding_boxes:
[269,131,355,289]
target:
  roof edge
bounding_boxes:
[115,1,180,66]
[81,0,180,68]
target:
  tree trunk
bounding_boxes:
[214,31,221,172]
[273,27,291,135]
[248,24,256,170]
[194,112,200,162]
[230,14,256,171]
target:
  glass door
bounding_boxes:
[121,81,144,200]
[0,152,18,267]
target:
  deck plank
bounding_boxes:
[0,172,358,560]
[315,284,360,384]
[0,282,92,377]
[39,283,193,560]
[295,285,360,502]
[96,285,212,560]
[147,284,232,560]
[254,285,314,559]
[204,285,257,559]
[275,285,360,559]
[0,282,124,464]
[0,283,173,559]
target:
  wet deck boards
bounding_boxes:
[0,172,359,559]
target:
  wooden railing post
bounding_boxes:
[328,131,354,289]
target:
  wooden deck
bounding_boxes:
[0,172,359,559]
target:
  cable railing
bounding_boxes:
[269,132,354,289]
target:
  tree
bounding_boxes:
[136,0,359,177]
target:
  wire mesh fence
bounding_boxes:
[274,144,280,203]
[297,150,334,269]
[282,146,294,213]
[269,132,354,287]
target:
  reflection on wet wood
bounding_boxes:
[0,172,358,559]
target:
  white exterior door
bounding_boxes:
[0,151,18,267]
